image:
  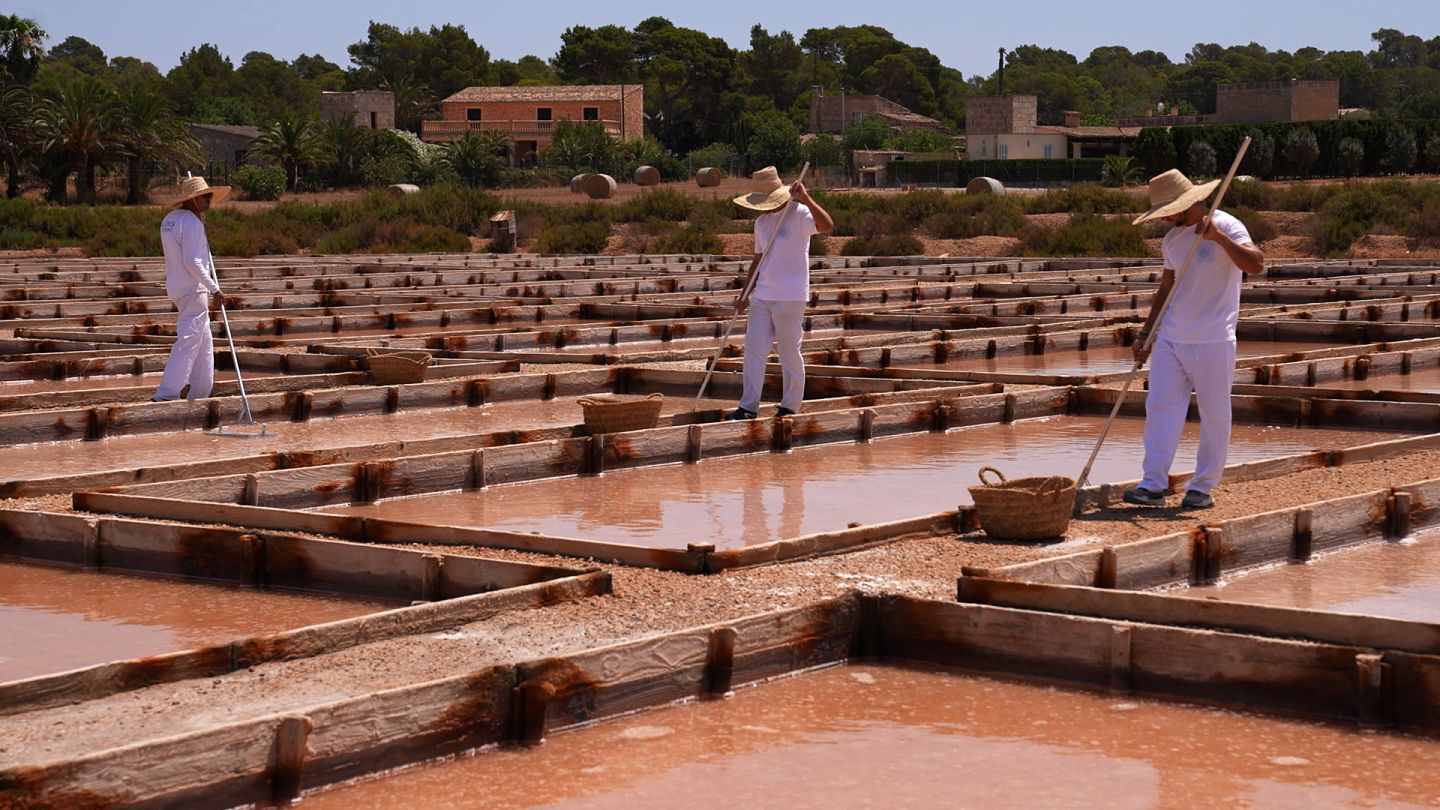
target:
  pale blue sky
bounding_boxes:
[15,0,1439,79]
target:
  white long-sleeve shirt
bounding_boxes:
[160,208,221,298]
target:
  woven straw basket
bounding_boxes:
[577,393,665,434]
[366,349,432,385]
[968,466,1077,541]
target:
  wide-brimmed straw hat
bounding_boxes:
[1131,169,1219,225]
[733,166,792,212]
[171,173,231,208]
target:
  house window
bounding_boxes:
[466,108,482,122]
[537,108,552,121]
[369,112,378,128]
[1043,144,1052,158]
[999,144,1009,159]
[583,107,599,121]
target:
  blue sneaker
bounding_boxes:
[723,407,756,421]
[1181,490,1214,509]
[1122,487,1166,507]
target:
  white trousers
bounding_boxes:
[740,298,806,412]
[154,292,215,401]
[1140,338,1236,495]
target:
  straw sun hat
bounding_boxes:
[1131,169,1219,225]
[732,166,792,212]
[171,173,231,208]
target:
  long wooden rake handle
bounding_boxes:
[692,162,811,411]
[1075,137,1252,489]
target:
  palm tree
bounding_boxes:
[380,76,435,133]
[0,15,45,86]
[0,86,34,197]
[448,129,509,187]
[321,112,372,187]
[1101,154,1141,187]
[113,87,201,204]
[37,76,116,203]
[252,115,327,191]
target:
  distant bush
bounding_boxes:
[1025,184,1145,215]
[645,223,725,254]
[533,221,611,254]
[1021,213,1153,258]
[922,196,1028,238]
[230,165,286,201]
[618,188,694,222]
[314,215,468,254]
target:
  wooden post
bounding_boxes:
[542,373,557,400]
[1204,527,1225,584]
[82,519,101,570]
[1293,508,1314,561]
[1355,653,1394,729]
[1391,490,1413,538]
[467,379,487,407]
[706,627,738,697]
[1297,398,1312,427]
[513,680,555,746]
[1355,356,1371,381]
[859,408,875,442]
[205,400,222,430]
[879,347,892,368]
[1305,362,1317,387]
[1401,351,1413,375]
[853,592,883,659]
[359,462,385,504]
[685,424,703,464]
[1109,624,1133,694]
[239,534,262,587]
[269,715,313,804]
[1098,547,1119,589]
[469,449,486,489]
[931,400,949,432]
[242,474,261,506]
[773,416,793,453]
[292,392,314,422]
[84,408,107,441]
[1002,393,1017,424]
[587,434,606,476]
[421,554,444,601]
[384,386,401,414]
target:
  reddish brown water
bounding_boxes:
[0,396,731,482]
[323,417,1389,550]
[0,562,392,682]
[547,329,847,356]
[1185,530,1440,622]
[1320,366,1440,394]
[302,663,1440,809]
[929,341,1343,377]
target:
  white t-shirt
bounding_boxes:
[161,208,221,299]
[752,202,818,302]
[1157,209,1253,344]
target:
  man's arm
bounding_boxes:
[181,216,222,294]
[790,181,833,234]
[1200,215,1265,275]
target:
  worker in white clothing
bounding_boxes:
[1124,169,1265,509]
[153,174,230,402]
[725,166,834,420]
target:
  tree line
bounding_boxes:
[2,12,1437,204]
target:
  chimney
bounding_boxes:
[1064,110,1081,128]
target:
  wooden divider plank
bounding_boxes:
[0,509,93,565]
[1108,531,1200,590]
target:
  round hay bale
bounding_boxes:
[385,183,420,197]
[634,165,661,186]
[694,167,723,188]
[569,174,591,193]
[582,173,617,199]
[965,177,1006,196]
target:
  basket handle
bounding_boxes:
[977,466,1006,486]
[1035,476,1066,495]
[644,392,664,401]
[577,397,604,407]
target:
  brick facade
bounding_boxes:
[1214,80,1339,125]
[422,85,644,162]
[965,96,1037,136]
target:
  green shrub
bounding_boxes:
[1314,181,1418,255]
[0,228,47,249]
[922,196,1028,238]
[1021,213,1153,258]
[646,223,725,254]
[1026,184,1146,215]
[314,214,469,254]
[617,188,694,222]
[533,221,611,254]
[230,165,286,201]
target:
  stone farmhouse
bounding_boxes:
[420,84,644,165]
